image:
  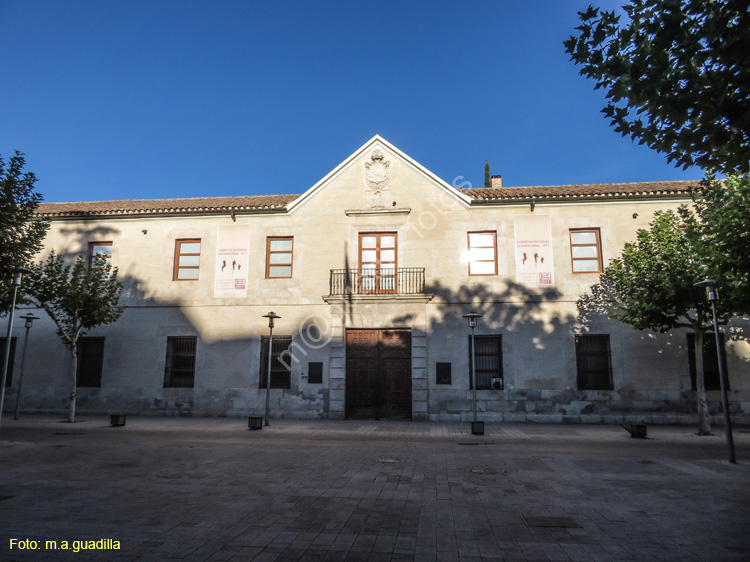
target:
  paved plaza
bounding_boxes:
[0,415,749,562]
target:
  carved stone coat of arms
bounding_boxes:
[364,149,391,191]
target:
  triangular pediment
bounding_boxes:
[285,135,472,214]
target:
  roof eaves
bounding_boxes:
[468,191,693,205]
[37,205,291,219]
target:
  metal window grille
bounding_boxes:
[575,335,613,390]
[259,336,292,389]
[687,333,729,391]
[0,338,17,387]
[76,337,105,388]
[164,336,197,388]
[469,335,503,390]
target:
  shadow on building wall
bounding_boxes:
[7,226,268,417]
[418,278,750,421]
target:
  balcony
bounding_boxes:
[328,267,426,297]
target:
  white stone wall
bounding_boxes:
[5,138,749,423]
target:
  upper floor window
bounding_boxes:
[88,242,112,269]
[266,237,293,278]
[359,232,397,293]
[174,239,201,280]
[570,229,602,273]
[468,232,497,276]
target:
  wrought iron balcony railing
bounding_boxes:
[329,268,425,296]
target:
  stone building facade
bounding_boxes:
[3,136,749,424]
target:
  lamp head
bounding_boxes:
[462,311,482,329]
[12,266,32,286]
[19,313,40,328]
[262,311,281,329]
[694,279,719,302]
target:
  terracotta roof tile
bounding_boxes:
[37,194,299,217]
[460,180,697,201]
[36,180,699,218]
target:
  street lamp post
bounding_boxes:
[262,312,281,427]
[463,311,483,434]
[14,314,39,420]
[0,267,32,431]
[694,279,736,464]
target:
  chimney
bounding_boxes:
[491,174,502,188]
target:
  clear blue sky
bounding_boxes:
[1,0,703,203]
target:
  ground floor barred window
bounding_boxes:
[259,336,292,389]
[76,337,105,387]
[164,336,197,388]
[0,337,17,387]
[575,334,613,390]
[687,333,729,391]
[468,335,503,389]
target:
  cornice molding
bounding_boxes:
[344,208,412,216]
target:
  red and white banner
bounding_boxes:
[214,224,250,298]
[514,215,554,287]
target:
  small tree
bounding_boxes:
[564,0,750,174]
[577,209,739,435]
[23,252,125,422]
[484,161,491,187]
[0,152,49,311]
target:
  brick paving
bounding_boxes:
[0,415,748,561]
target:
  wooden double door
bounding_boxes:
[345,329,412,420]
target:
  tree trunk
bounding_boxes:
[694,327,711,436]
[68,347,78,423]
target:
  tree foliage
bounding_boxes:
[579,209,721,331]
[484,161,491,187]
[683,173,750,310]
[577,207,745,434]
[22,252,125,422]
[564,0,750,174]
[0,152,50,311]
